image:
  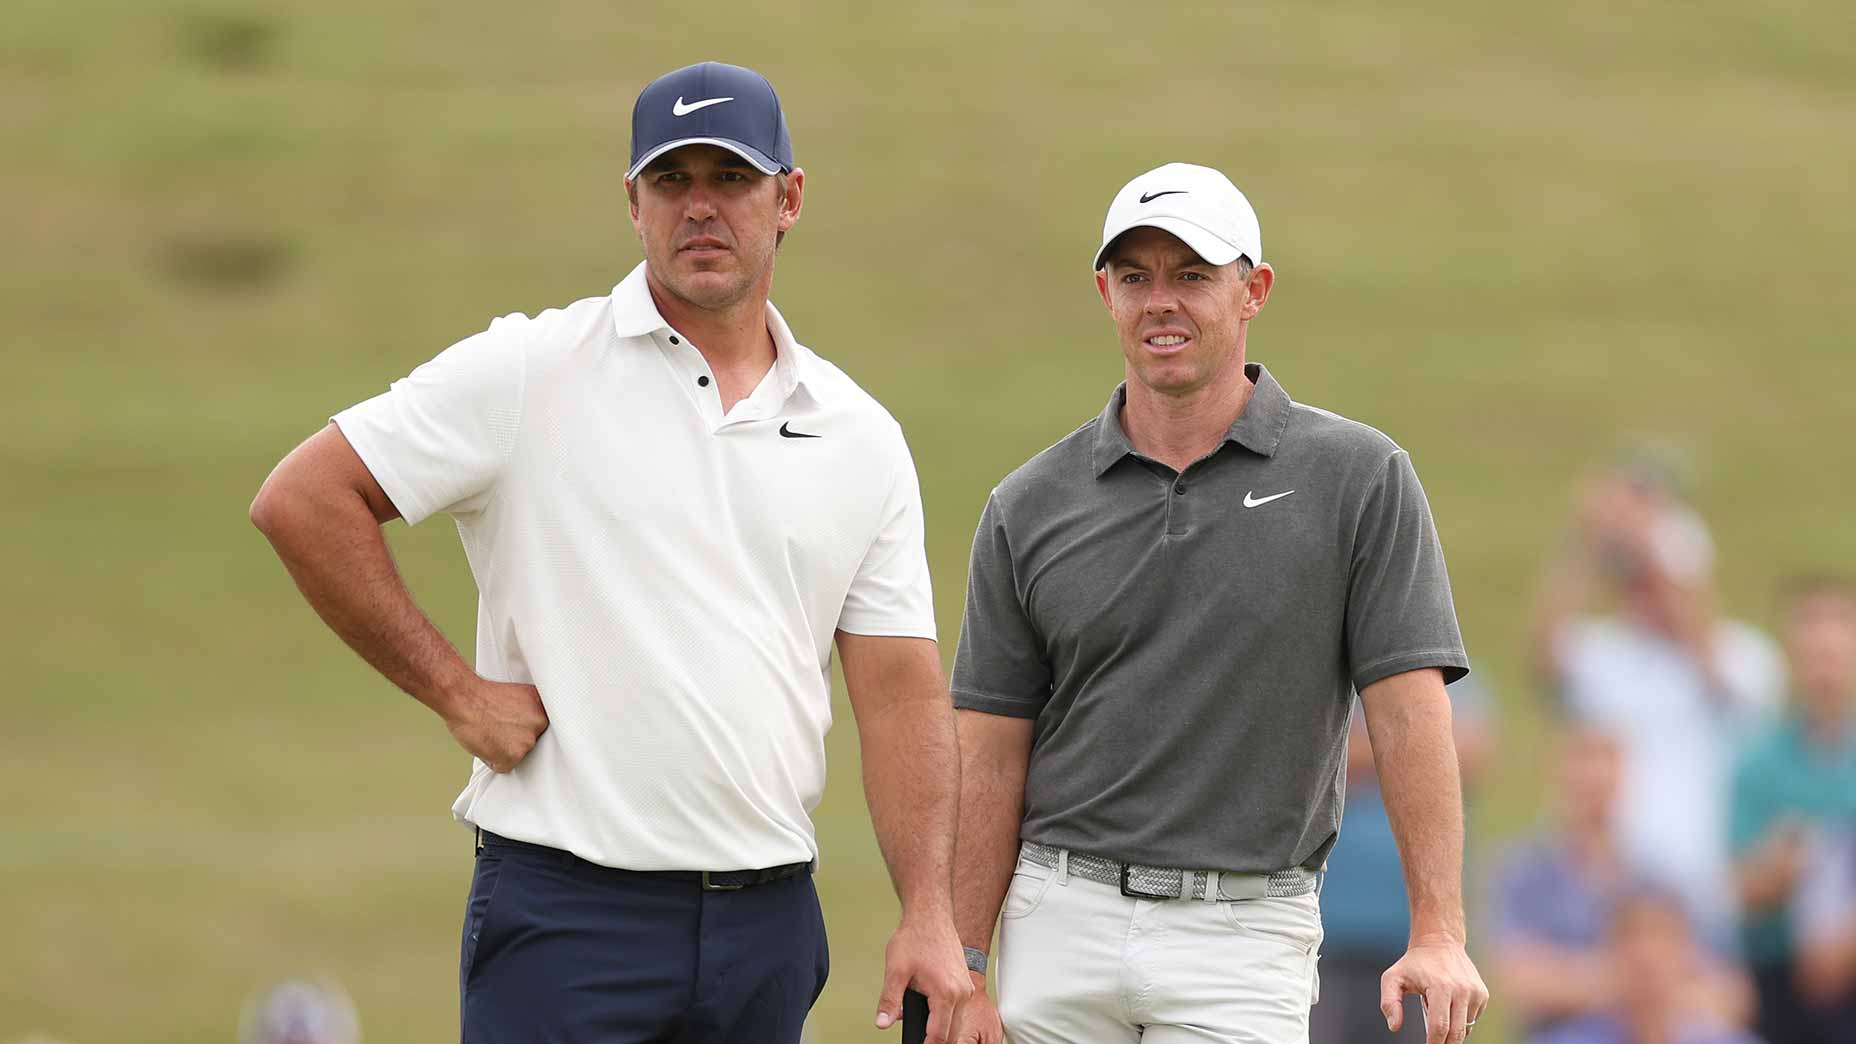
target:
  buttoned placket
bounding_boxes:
[651,328,795,434]
[1141,449,1226,538]
[1165,463,1192,537]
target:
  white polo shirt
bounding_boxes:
[333,262,936,871]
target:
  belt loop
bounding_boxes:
[1056,848,1070,885]
[1202,871,1222,902]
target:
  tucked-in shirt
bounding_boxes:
[951,365,1468,872]
[1729,712,1856,965]
[1558,617,1785,946]
[334,261,935,871]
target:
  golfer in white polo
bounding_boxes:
[252,61,971,1043]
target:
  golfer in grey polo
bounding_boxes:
[948,164,1490,1044]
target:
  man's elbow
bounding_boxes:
[955,711,1033,777]
[249,468,301,540]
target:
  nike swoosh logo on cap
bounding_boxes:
[672,96,734,117]
[1139,190,1186,203]
[1243,490,1295,508]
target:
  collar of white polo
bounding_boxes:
[608,261,827,404]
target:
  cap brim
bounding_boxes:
[1092,216,1245,271]
[625,137,785,181]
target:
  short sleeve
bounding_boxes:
[950,491,1052,718]
[836,433,936,640]
[331,314,528,526]
[1346,450,1469,692]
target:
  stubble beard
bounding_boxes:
[1125,343,1208,399]
[656,241,774,314]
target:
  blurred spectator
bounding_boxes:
[1730,577,1856,1043]
[1490,727,1752,1042]
[1793,829,1856,1033]
[237,979,360,1044]
[1532,452,1785,945]
[1311,676,1492,1044]
[1531,889,1765,1044]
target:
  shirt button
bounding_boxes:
[1174,480,1187,495]
[697,375,710,387]
[668,335,680,345]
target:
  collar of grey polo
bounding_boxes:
[1090,363,1292,477]
[607,261,826,404]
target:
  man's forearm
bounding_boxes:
[252,468,469,714]
[1363,670,1467,943]
[952,713,1029,957]
[859,697,961,919]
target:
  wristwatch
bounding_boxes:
[963,946,988,975]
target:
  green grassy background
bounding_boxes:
[4,1,1852,1040]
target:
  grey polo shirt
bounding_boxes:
[951,363,1468,873]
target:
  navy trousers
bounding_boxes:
[459,834,829,1043]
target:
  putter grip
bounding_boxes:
[901,988,929,1044]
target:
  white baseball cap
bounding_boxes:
[1093,162,1262,271]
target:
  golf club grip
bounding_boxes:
[901,988,929,1044]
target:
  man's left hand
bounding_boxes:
[874,915,973,1043]
[1381,933,1489,1044]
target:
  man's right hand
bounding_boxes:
[952,972,1003,1044]
[440,677,550,772]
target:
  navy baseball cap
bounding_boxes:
[627,62,794,181]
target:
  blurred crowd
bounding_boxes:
[1316,451,1856,1044]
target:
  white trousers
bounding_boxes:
[997,849,1323,1044]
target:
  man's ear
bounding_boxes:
[777,168,805,233]
[1241,262,1275,320]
